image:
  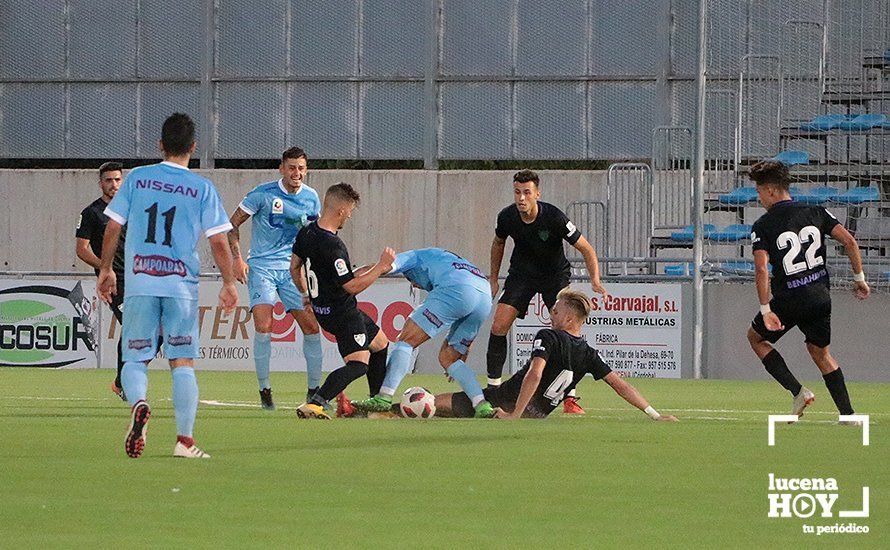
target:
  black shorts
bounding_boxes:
[751,295,832,348]
[317,308,381,358]
[498,273,570,318]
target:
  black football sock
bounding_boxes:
[115,337,124,387]
[314,360,368,404]
[822,368,854,415]
[486,334,508,384]
[762,349,802,396]
[367,345,388,397]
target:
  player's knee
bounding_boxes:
[806,342,828,361]
[438,344,460,368]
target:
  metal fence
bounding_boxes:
[2,0,885,167]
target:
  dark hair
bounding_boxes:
[282,146,307,162]
[513,169,540,187]
[749,160,790,190]
[98,161,123,177]
[161,113,196,157]
[325,182,361,205]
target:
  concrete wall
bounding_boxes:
[1,169,888,380]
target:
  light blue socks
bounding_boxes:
[171,367,198,437]
[121,361,148,406]
[303,332,323,390]
[254,331,271,390]
[446,359,485,407]
[379,341,414,397]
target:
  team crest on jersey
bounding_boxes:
[538,230,550,241]
[354,333,366,346]
[271,198,284,214]
[334,258,349,276]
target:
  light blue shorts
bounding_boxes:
[410,285,492,355]
[122,295,199,361]
[248,264,304,311]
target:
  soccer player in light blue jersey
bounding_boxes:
[228,147,324,410]
[97,113,238,459]
[351,248,497,418]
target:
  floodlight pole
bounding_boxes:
[692,0,708,380]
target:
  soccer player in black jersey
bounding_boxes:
[436,288,677,421]
[290,183,395,419]
[485,170,606,414]
[746,161,870,421]
[75,162,128,400]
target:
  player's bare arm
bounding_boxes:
[228,207,251,283]
[489,235,506,296]
[209,232,238,313]
[495,357,546,419]
[97,220,123,303]
[572,235,606,297]
[830,224,870,300]
[342,247,396,295]
[75,238,102,270]
[603,371,678,421]
[754,249,783,331]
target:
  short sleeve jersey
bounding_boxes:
[751,201,840,301]
[76,197,126,275]
[497,328,611,417]
[238,180,321,270]
[495,201,581,280]
[390,248,489,294]
[292,221,357,316]
[104,161,232,300]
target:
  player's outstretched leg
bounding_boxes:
[303,332,323,400]
[298,360,368,419]
[354,341,412,413]
[446,359,494,418]
[748,327,811,417]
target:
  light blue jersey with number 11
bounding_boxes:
[105,161,232,301]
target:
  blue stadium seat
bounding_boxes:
[836,113,887,131]
[795,186,840,205]
[718,187,758,204]
[772,150,810,166]
[664,263,693,276]
[798,114,849,131]
[834,186,880,204]
[670,224,715,242]
[706,224,752,242]
[882,271,890,282]
[714,261,772,274]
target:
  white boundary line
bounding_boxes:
[768,415,800,445]
[838,414,870,446]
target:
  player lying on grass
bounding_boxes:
[434,288,678,421]
[350,248,498,418]
[745,160,869,422]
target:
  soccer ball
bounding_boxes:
[399,387,436,418]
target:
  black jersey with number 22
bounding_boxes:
[751,201,840,301]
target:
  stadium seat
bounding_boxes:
[835,113,887,131]
[798,114,849,131]
[834,186,880,204]
[706,224,752,242]
[670,224,715,242]
[772,150,810,165]
[664,263,693,276]
[882,271,890,282]
[794,186,840,205]
[718,187,758,204]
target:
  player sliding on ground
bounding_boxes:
[745,160,870,422]
[350,247,499,418]
[435,289,677,421]
[290,183,393,419]
[228,147,324,410]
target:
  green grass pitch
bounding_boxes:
[0,369,886,548]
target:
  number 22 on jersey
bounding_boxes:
[776,225,823,276]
